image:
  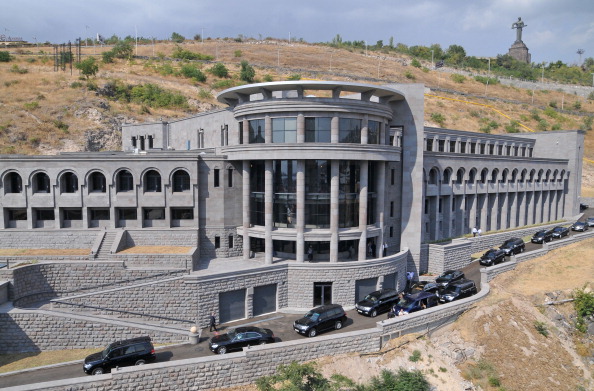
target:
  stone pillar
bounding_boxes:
[518,192,527,226]
[376,162,386,249]
[330,160,339,262]
[243,118,249,144]
[264,160,273,264]
[296,160,305,262]
[468,194,477,232]
[242,161,251,260]
[331,116,339,143]
[361,115,368,144]
[508,192,517,228]
[534,191,543,224]
[500,192,509,230]
[297,113,305,143]
[265,115,272,143]
[358,161,369,260]
[480,194,488,232]
[527,192,535,225]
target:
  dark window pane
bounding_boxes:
[172,170,190,192]
[171,208,193,219]
[118,170,134,192]
[249,119,265,143]
[118,208,137,220]
[91,209,110,220]
[145,170,161,192]
[63,209,82,220]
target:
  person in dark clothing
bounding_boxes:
[371,242,376,257]
[209,312,218,332]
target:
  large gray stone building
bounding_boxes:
[0,81,584,320]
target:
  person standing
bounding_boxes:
[477,228,482,236]
[209,312,218,332]
[383,242,388,257]
[307,245,314,261]
[472,227,478,237]
[371,242,376,258]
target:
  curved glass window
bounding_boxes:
[249,119,265,143]
[250,161,265,225]
[272,118,297,143]
[339,161,360,228]
[273,160,297,227]
[368,120,380,144]
[305,160,330,228]
[305,117,331,143]
[339,118,361,143]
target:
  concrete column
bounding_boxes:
[297,113,305,143]
[518,192,527,226]
[265,115,272,143]
[468,194,477,232]
[264,160,273,264]
[296,160,305,262]
[480,194,488,232]
[361,115,369,144]
[534,191,543,224]
[527,192,535,225]
[242,161,251,260]
[242,118,249,144]
[442,195,452,238]
[376,162,386,248]
[508,192,517,228]
[330,160,340,262]
[331,116,339,143]
[500,192,509,230]
[358,161,369,260]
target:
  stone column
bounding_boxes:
[330,160,340,262]
[500,192,509,230]
[296,160,305,262]
[468,194,477,232]
[358,161,369,260]
[508,192,517,228]
[297,113,305,143]
[480,194,488,232]
[242,161,251,260]
[264,160,273,264]
[376,162,386,249]
[543,191,551,222]
[331,116,339,143]
[361,115,369,144]
[534,191,542,224]
[265,115,272,143]
[518,192,527,226]
[527,191,535,225]
[242,118,249,144]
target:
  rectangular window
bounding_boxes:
[214,236,220,249]
[90,209,110,220]
[139,136,145,151]
[118,208,137,220]
[305,117,331,142]
[391,169,395,185]
[438,198,443,213]
[36,209,55,220]
[450,141,456,152]
[228,168,233,187]
[426,139,433,151]
[389,226,393,237]
[239,122,244,144]
[171,208,193,220]
[8,209,27,220]
[339,118,361,143]
[131,137,137,148]
[389,135,394,146]
[229,235,234,249]
[214,169,220,188]
[438,139,445,152]
[63,209,82,220]
[460,142,466,153]
[390,201,394,217]
[148,135,154,149]
[248,119,265,143]
[272,117,297,143]
[143,208,165,220]
[368,120,380,144]
[424,199,429,214]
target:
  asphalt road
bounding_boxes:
[2,208,591,388]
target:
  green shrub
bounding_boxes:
[411,58,421,68]
[534,321,549,337]
[23,101,39,110]
[588,91,594,101]
[240,60,255,82]
[573,286,594,333]
[234,50,242,57]
[405,71,416,80]
[263,74,274,82]
[171,46,214,61]
[211,79,236,89]
[287,74,301,81]
[70,81,83,88]
[451,73,466,83]
[26,57,36,63]
[543,106,559,119]
[180,64,206,82]
[0,51,10,62]
[537,119,549,131]
[430,112,446,127]
[548,100,558,108]
[86,80,98,91]
[409,349,422,362]
[505,120,520,133]
[29,137,40,146]
[474,75,499,85]
[156,63,175,76]
[581,116,593,131]
[75,57,99,79]
[488,375,501,387]
[208,63,229,78]
[10,65,28,74]
[572,101,582,110]
[198,88,212,99]
[102,51,115,63]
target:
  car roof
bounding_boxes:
[312,304,342,312]
[406,291,437,300]
[448,278,475,286]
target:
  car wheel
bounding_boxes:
[370,309,377,318]
[335,321,343,330]
[259,340,267,345]
[217,346,227,354]
[92,367,104,375]
[519,247,524,253]
[134,359,146,366]
[308,328,317,338]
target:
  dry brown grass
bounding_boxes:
[0,349,96,374]
[0,249,89,256]
[117,246,193,254]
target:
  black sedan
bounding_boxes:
[571,221,589,232]
[479,248,506,266]
[408,281,440,294]
[208,326,275,354]
[552,226,570,239]
[531,229,553,244]
[435,270,465,287]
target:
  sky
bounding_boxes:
[2,0,593,65]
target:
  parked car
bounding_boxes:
[294,304,347,337]
[408,281,440,294]
[83,336,156,375]
[552,226,570,239]
[355,288,399,317]
[438,279,478,303]
[580,203,589,211]
[208,326,275,354]
[499,237,525,256]
[531,229,553,244]
[435,270,465,287]
[390,291,439,316]
[587,217,594,227]
[479,248,506,266]
[571,221,589,232]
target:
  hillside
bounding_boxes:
[1,39,594,194]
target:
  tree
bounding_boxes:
[208,63,229,78]
[0,51,10,62]
[171,32,185,43]
[111,41,133,59]
[75,57,99,79]
[193,34,201,41]
[445,44,466,65]
[240,60,255,83]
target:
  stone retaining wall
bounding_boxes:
[0,231,99,249]
[467,222,568,253]
[124,229,199,247]
[113,249,199,270]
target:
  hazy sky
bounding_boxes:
[2,0,593,65]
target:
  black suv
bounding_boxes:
[435,270,465,287]
[499,237,525,256]
[293,304,347,337]
[531,229,553,244]
[83,336,156,375]
[438,279,477,303]
[355,288,399,317]
[479,248,506,266]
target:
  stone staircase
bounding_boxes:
[94,230,118,261]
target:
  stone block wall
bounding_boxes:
[113,250,198,270]
[124,229,199,247]
[467,221,566,253]
[0,312,187,354]
[200,227,243,259]
[0,230,99,249]
[425,239,473,275]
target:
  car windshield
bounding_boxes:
[483,251,495,258]
[226,330,238,339]
[304,311,320,321]
[443,286,462,294]
[535,232,544,237]
[439,272,454,279]
[553,227,563,232]
[363,294,379,302]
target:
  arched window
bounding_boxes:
[172,170,190,192]
[428,168,439,185]
[144,170,161,192]
[5,172,22,193]
[33,172,50,193]
[61,172,78,193]
[443,168,452,184]
[455,168,464,184]
[480,169,488,184]
[117,170,134,192]
[89,172,106,193]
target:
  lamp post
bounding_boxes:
[431,50,434,69]
[591,73,594,87]
[541,63,545,84]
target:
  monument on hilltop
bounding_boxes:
[508,17,531,63]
